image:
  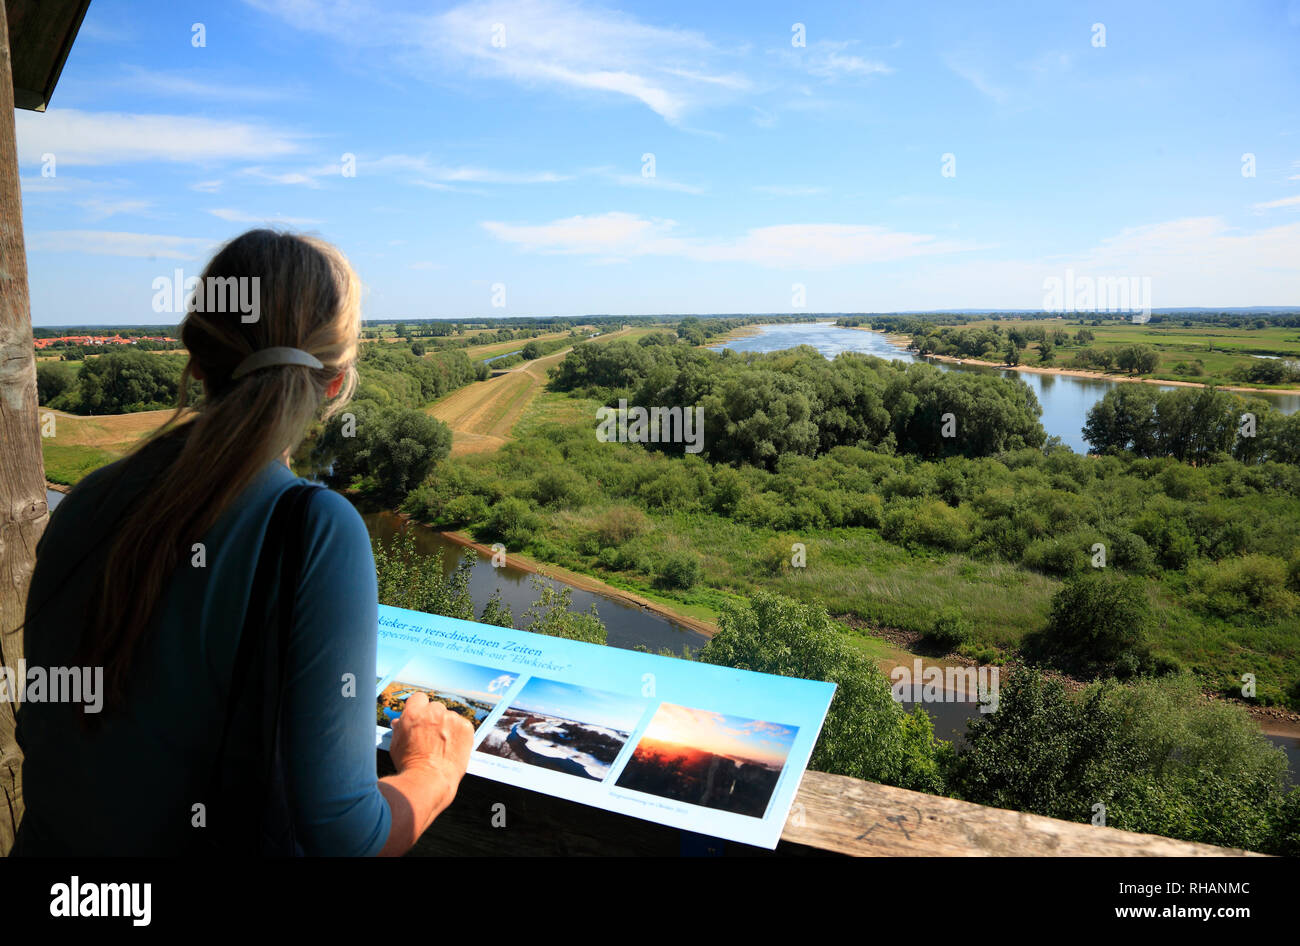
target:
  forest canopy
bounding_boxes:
[551,341,1047,467]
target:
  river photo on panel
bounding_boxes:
[476,677,647,782]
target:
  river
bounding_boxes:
[710,321,1300,453]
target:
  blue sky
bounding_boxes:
[506,677,646,730]
[396,653,517,703]
[15,0,1300,325]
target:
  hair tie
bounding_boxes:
[230,346,324,379]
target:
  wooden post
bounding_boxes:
[0,0,48,855]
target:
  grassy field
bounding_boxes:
[461,329,586,362]
[462,386,1059,648]
[956,317,1300,389]
[40,409,176,485]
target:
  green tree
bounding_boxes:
[948,670,1131,821]
[1032,570,1154,678]
[316,403,452,503]
[521,579,606,644]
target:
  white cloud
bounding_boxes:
[208,208,323,226]
[27,230,215,259]
[754,185,829,197]
[110,66,300,102]
[482,211,981,267]
[78,198,153,221]
[1076,217,1300,279]
[20,176,72,193]
[795,42,893,80]
[893,217,1300,309]
[245,0,750,124]
[946,58,1009,103]
[15,109,304,166]
[591,166,705,194]
[365,153,570,185]
[241,166,329,187]
[1253,194,1300,211]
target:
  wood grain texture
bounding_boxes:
[780,771,1258,857]
[0,0,50,855]
[382,755,1257,857]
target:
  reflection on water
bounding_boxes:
[713,323,1300,453]
[359,507,708,655]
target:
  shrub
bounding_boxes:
[592,505,649,547]
[521,579,606,644]
[1032,571,1154,678]
[481,496,543,547]
[1022,536,1088,576]
[927,608,973,650]
[439,494,489,528]
[949,670,1291,852]
[531,467,589,508]
[1105,530,1156,575]
[758,535,807,576]
[882,499,971,551]
[1188,554,1300,619]
[655,550,703,590]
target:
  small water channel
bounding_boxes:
[359,507,708,655]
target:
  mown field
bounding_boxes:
[40,408,176,485]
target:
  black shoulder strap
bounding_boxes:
[258,483,322,855]
[205,481,323,856]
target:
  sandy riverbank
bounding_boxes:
[703,323,765,346]
[849,327,1300,396]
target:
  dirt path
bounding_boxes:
[428,327,632,456]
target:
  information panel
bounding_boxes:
[375,604,836,849]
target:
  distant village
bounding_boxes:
[33,334,174,351]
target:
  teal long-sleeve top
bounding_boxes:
[13,445,391,856]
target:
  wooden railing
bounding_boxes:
[379,753,1259,857]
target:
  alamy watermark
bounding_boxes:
[890,659,1000,713]
[596,399,704,454]
[152,268,261,322]
[0,661,104,714]
[1042,268,1152,319]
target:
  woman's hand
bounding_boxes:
[390,692,474,783]
[376,692,475,856]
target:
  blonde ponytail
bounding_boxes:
[79,230,362,712]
